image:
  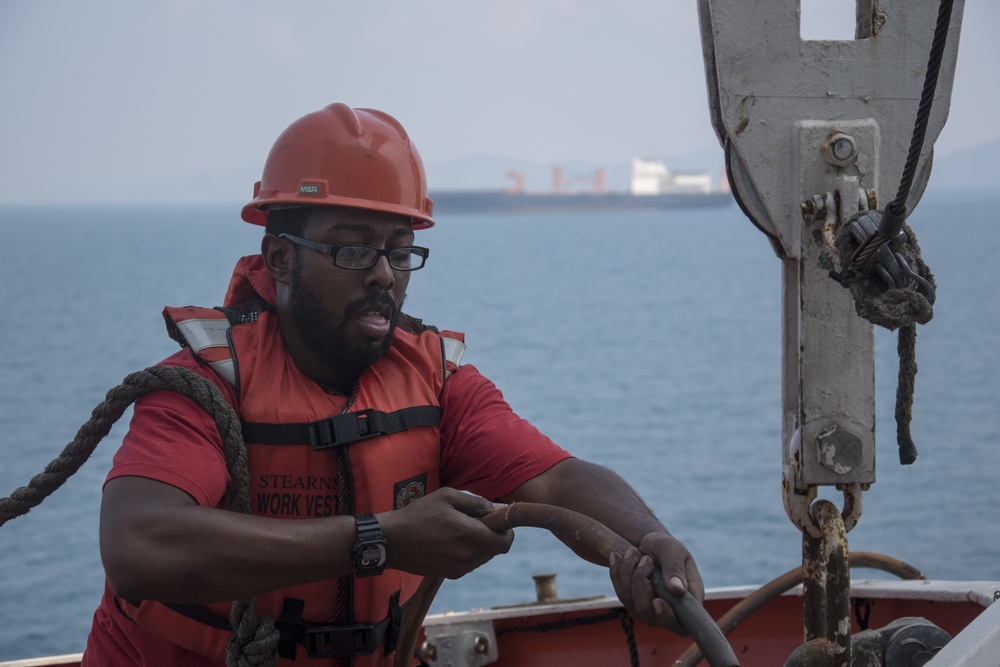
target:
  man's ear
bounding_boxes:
[261,233,293,286]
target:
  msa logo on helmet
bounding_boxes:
[299,179,327,197]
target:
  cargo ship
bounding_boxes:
[430,158,733,214]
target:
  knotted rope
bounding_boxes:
[841,0,953,466]
[835,220,935,464]
[0,365,280,667]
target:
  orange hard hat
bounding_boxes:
[241,103,435,229]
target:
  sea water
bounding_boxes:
[0,190,997,660]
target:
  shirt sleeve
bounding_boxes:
[104,349,236,508]
[439,364,573,501]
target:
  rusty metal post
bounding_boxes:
[816,501,852,666]
[801,500,853,666]
[802,528,826,643]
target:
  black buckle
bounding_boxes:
[308,410,374,450]
[305,624,379,658]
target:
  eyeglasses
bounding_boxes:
[279,233,429,271]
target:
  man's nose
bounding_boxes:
[364,254,395,291]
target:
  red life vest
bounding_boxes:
[116,255,465,665]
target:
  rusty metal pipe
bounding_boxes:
[813,500,852,667]
[803,529,827,642]
[394,502,739,667]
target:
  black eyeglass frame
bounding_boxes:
[279,233,430,271]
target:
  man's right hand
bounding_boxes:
[378,488,514,579]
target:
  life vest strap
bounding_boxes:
[121,593,408,661]
[277,591,406,660]
[242,406,442,450]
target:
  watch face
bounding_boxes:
[359,542,387,568]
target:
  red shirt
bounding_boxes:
[83,348,571,665]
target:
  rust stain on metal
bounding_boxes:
[735,95,756,136]
[866,189,878,210]
[822,219,839,258]
[871,1,887,37]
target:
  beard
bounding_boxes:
[288,260,405,381]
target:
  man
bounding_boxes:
[83,103,703,666]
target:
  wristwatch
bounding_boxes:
[352,513,390,577]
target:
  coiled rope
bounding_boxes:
[0,365,281,667]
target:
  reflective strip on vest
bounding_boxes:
[175,317,237,385]
[442,337,466,377]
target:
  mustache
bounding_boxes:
[344,291,403,322]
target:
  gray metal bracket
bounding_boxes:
[422,620,498,667]
[699,0,964,258]
[698,0,964,496]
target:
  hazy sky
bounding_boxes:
[1,1,996,204]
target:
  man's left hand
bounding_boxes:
[608,531,705,635]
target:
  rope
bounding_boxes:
[836,221,934,465]
[227,600,279,667]
[839,0,956,466]
[495,609,624,636]
[852,0,956,269]
[886,0,956,221]
[619,612,640,667]
[0,365,279,667]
